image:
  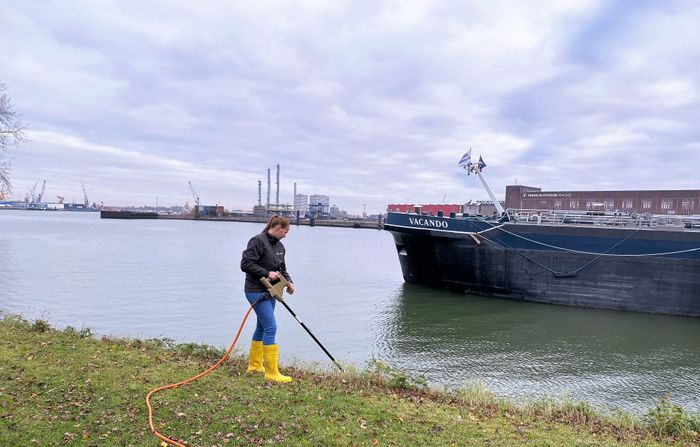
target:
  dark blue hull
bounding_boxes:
[385,212,700,316]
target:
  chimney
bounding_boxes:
[275,163,280,205]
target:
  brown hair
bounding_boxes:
[263,214,289,232]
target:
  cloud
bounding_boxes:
[1,0,699,213]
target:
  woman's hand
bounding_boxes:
[286,283,295,294]
[268,271,280,281]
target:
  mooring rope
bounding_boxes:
[475,224,696,278]
[474,218,700,257]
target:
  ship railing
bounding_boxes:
[505,209,700,230]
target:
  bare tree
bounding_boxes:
[0,82,26,198]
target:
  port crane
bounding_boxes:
[81,180,89,206]
[36,180,46,203]
[25,181,38,203]
[188,181,200,207]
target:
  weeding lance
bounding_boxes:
[260,275,343,371]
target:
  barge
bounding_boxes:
[384,152,700,317]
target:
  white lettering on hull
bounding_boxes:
[408,217,449,228]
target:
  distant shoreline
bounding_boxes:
[100,209,385,229]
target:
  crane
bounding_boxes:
[188,181,200,207]
[27,181,38,203]
[81,180,89,206]
[36,180,46,203]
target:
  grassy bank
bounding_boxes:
[1,315,698,446]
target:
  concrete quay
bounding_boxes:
[102,210,383,229]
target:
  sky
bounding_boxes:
[1,0,699,214]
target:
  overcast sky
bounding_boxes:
[1,1,699,213]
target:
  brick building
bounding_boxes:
[505,185,700,215]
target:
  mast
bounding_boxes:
[476,171,505,215]
[458,149,505,216]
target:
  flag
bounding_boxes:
[458,148,472,167]
[477,155,486,170]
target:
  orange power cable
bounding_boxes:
[146,306,254,447]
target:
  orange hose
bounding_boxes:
[146,306,254,447]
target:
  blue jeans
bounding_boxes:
[246,291,277,345]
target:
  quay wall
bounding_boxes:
[102,211,383,230]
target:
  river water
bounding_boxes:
[1,210,698,413]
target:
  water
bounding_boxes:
[1,210,698,413]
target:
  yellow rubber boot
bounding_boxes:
[246,340,265,373]
[262,344,292,383]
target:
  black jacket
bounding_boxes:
[240,232,292,292]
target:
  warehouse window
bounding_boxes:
[622,199,633,209]
[682,199,694,214]
[569,199,579,209]
[642,200,652,209]
[661,199,672,210]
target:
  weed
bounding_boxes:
[645,398,700,439]
[176,342,226,360]
[30,319,50,333]
[456,379,497,408]
[365,358,427,390]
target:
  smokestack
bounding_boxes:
[293,182,297,209]
[275,163,280,205]
[258,180,262,207]
[266,168,271,207]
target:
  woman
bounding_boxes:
[240,215,295,383]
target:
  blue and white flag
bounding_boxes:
[477,155,486,170]
[458,148,472,167]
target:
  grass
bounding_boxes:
[1,314,698,446]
